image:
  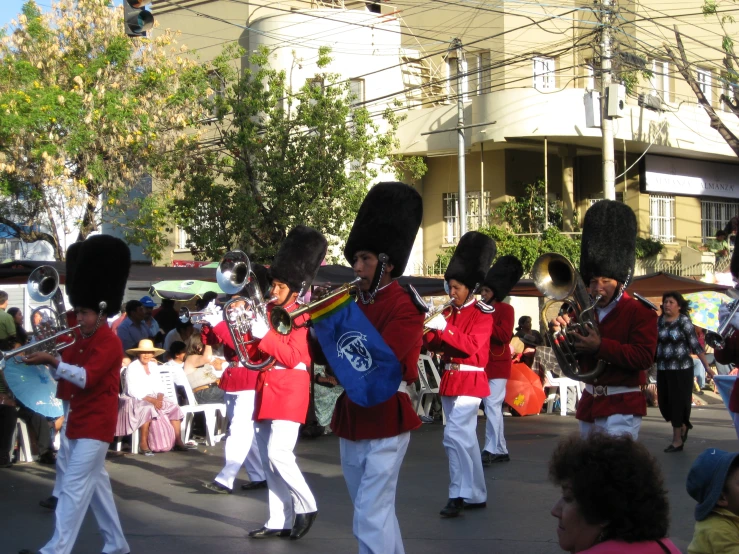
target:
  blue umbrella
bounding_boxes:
[3,358,64,418]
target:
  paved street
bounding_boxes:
[3,402,737,554]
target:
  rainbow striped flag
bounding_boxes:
[312,293,402,407]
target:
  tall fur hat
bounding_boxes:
[445,231,497,290]
[484,255,523,301]
[250,262,272,298]
[270,226,327,292]
[67,235,130,316]
[731,243,739,280]
[343,182,423,277]
[580,200,636,285]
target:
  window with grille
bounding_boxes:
[533,57,555,91]
[177,227,191,250]
[697,69,712,104]
[649,195,675,242]
[447,51,491,99]
[701,200,739,240]
[721,82,738,113]
[349,79,364,106]
[651,60,669,100]
[442,191,492,244]
[586,194,623,209]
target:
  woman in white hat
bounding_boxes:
[123,339,194,454]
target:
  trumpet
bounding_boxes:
[705,298,739,349]
[422,298,455,333]
[178,305,221,325]
[531,253,606,381]
[270,277,362,335]
[1,266,105,362]
[216,251,274,370]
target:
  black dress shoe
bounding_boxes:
[203,481,232,494]
[490,453,511,463]
[241,480,267,491]
[248,526,291,539]
[440,497,464,518]
[463,501,487,509]
[664,444,684,453]
[290,511,318,540]
[481,451,494,466]
[39,495,58,510]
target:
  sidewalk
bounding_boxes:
[2,404,737,553]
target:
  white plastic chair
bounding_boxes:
[543,371,581,416]
[177,374,227,446]
[12,419,33,462]
[416,354,446,425]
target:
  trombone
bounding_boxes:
[270,277,362,335]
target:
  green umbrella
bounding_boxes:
[149,279,223,301]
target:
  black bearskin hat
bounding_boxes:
[343,182,423,277]
[445,231,496,290]
[67,235,130,316]
[580,200,636,285]
[484,255,523,301]
[731,243,739,280]
[270,226,327,292]
[250,262,272,298]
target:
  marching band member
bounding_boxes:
[479,255,523,465]
[202,265,271,495]
[20,235,131,554]
[331,182,424,554]
[424,231,496,518]
[549,200,657,439]
[247,226,326,540]
[713,247,739,439]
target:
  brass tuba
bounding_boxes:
[215,251,275,370]
[531,253,606,381]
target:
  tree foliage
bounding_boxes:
[0,0,211,259]
[493,179,567,234]
[159,45,426,262]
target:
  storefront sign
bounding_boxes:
[643,155,739,199]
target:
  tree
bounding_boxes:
[493,179,566,234]
[0,0,211,259]
[158,45,426,262]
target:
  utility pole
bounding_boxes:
[454,38,468,237]
[600,0,616,201]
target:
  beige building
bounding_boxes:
[153,0,739,275]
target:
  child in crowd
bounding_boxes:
[686,448,739,554]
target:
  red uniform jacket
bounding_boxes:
[424,300,493,398]
[56,323,123,443]
[253,303,312,424]
[485,302,514,381]
[575,292,657,422]
[202,320,259,392]
[331,281,424,441]
[713,332,739,412]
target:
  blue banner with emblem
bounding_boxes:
[311,292,402,407]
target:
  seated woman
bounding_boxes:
[180,341,226,405]
[549,433,681,553]
[118,339,194,455]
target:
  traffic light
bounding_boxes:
[124,0,154,38]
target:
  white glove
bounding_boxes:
[718,302,739,334]
[250,318,269,339]
[203,310,223,328]
[426,313,448,332]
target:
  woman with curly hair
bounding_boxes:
[549,433,681,553]
[656,291,713,453]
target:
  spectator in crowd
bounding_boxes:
[116,300,150,353]
[656,292,714,453]
[692,326,712,393]
[0,368,17,468]
[7,307,28,345]
[163,341,189,406]
[140,296,164,346]
[163,319,195,355]
[122,339,194,454]
[154,298,180,336]
[181,341,226,405]
[195,291,219,312]
[511,315,544,363]
[707,230,730,260]
[0,291,17,350]
[687,448,739,554]
[109,304,126,334]
[549,433,680,553]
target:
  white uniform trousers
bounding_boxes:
[52,401,69,499]
[215,390,265,489]
[441,395,487,503]
[579,413,641,440]
[40,438,129,554]
[340,432,410,554]
[482,378,508,455]
[255,419,317,529]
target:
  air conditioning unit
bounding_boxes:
[638,93,662,112]
[606,84,626,118]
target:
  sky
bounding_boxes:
[1,0,123,29]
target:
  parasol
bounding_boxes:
[3,358,63,418]
[683,290,731,332]
[149,280,224,302]
[505,362,546,416]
